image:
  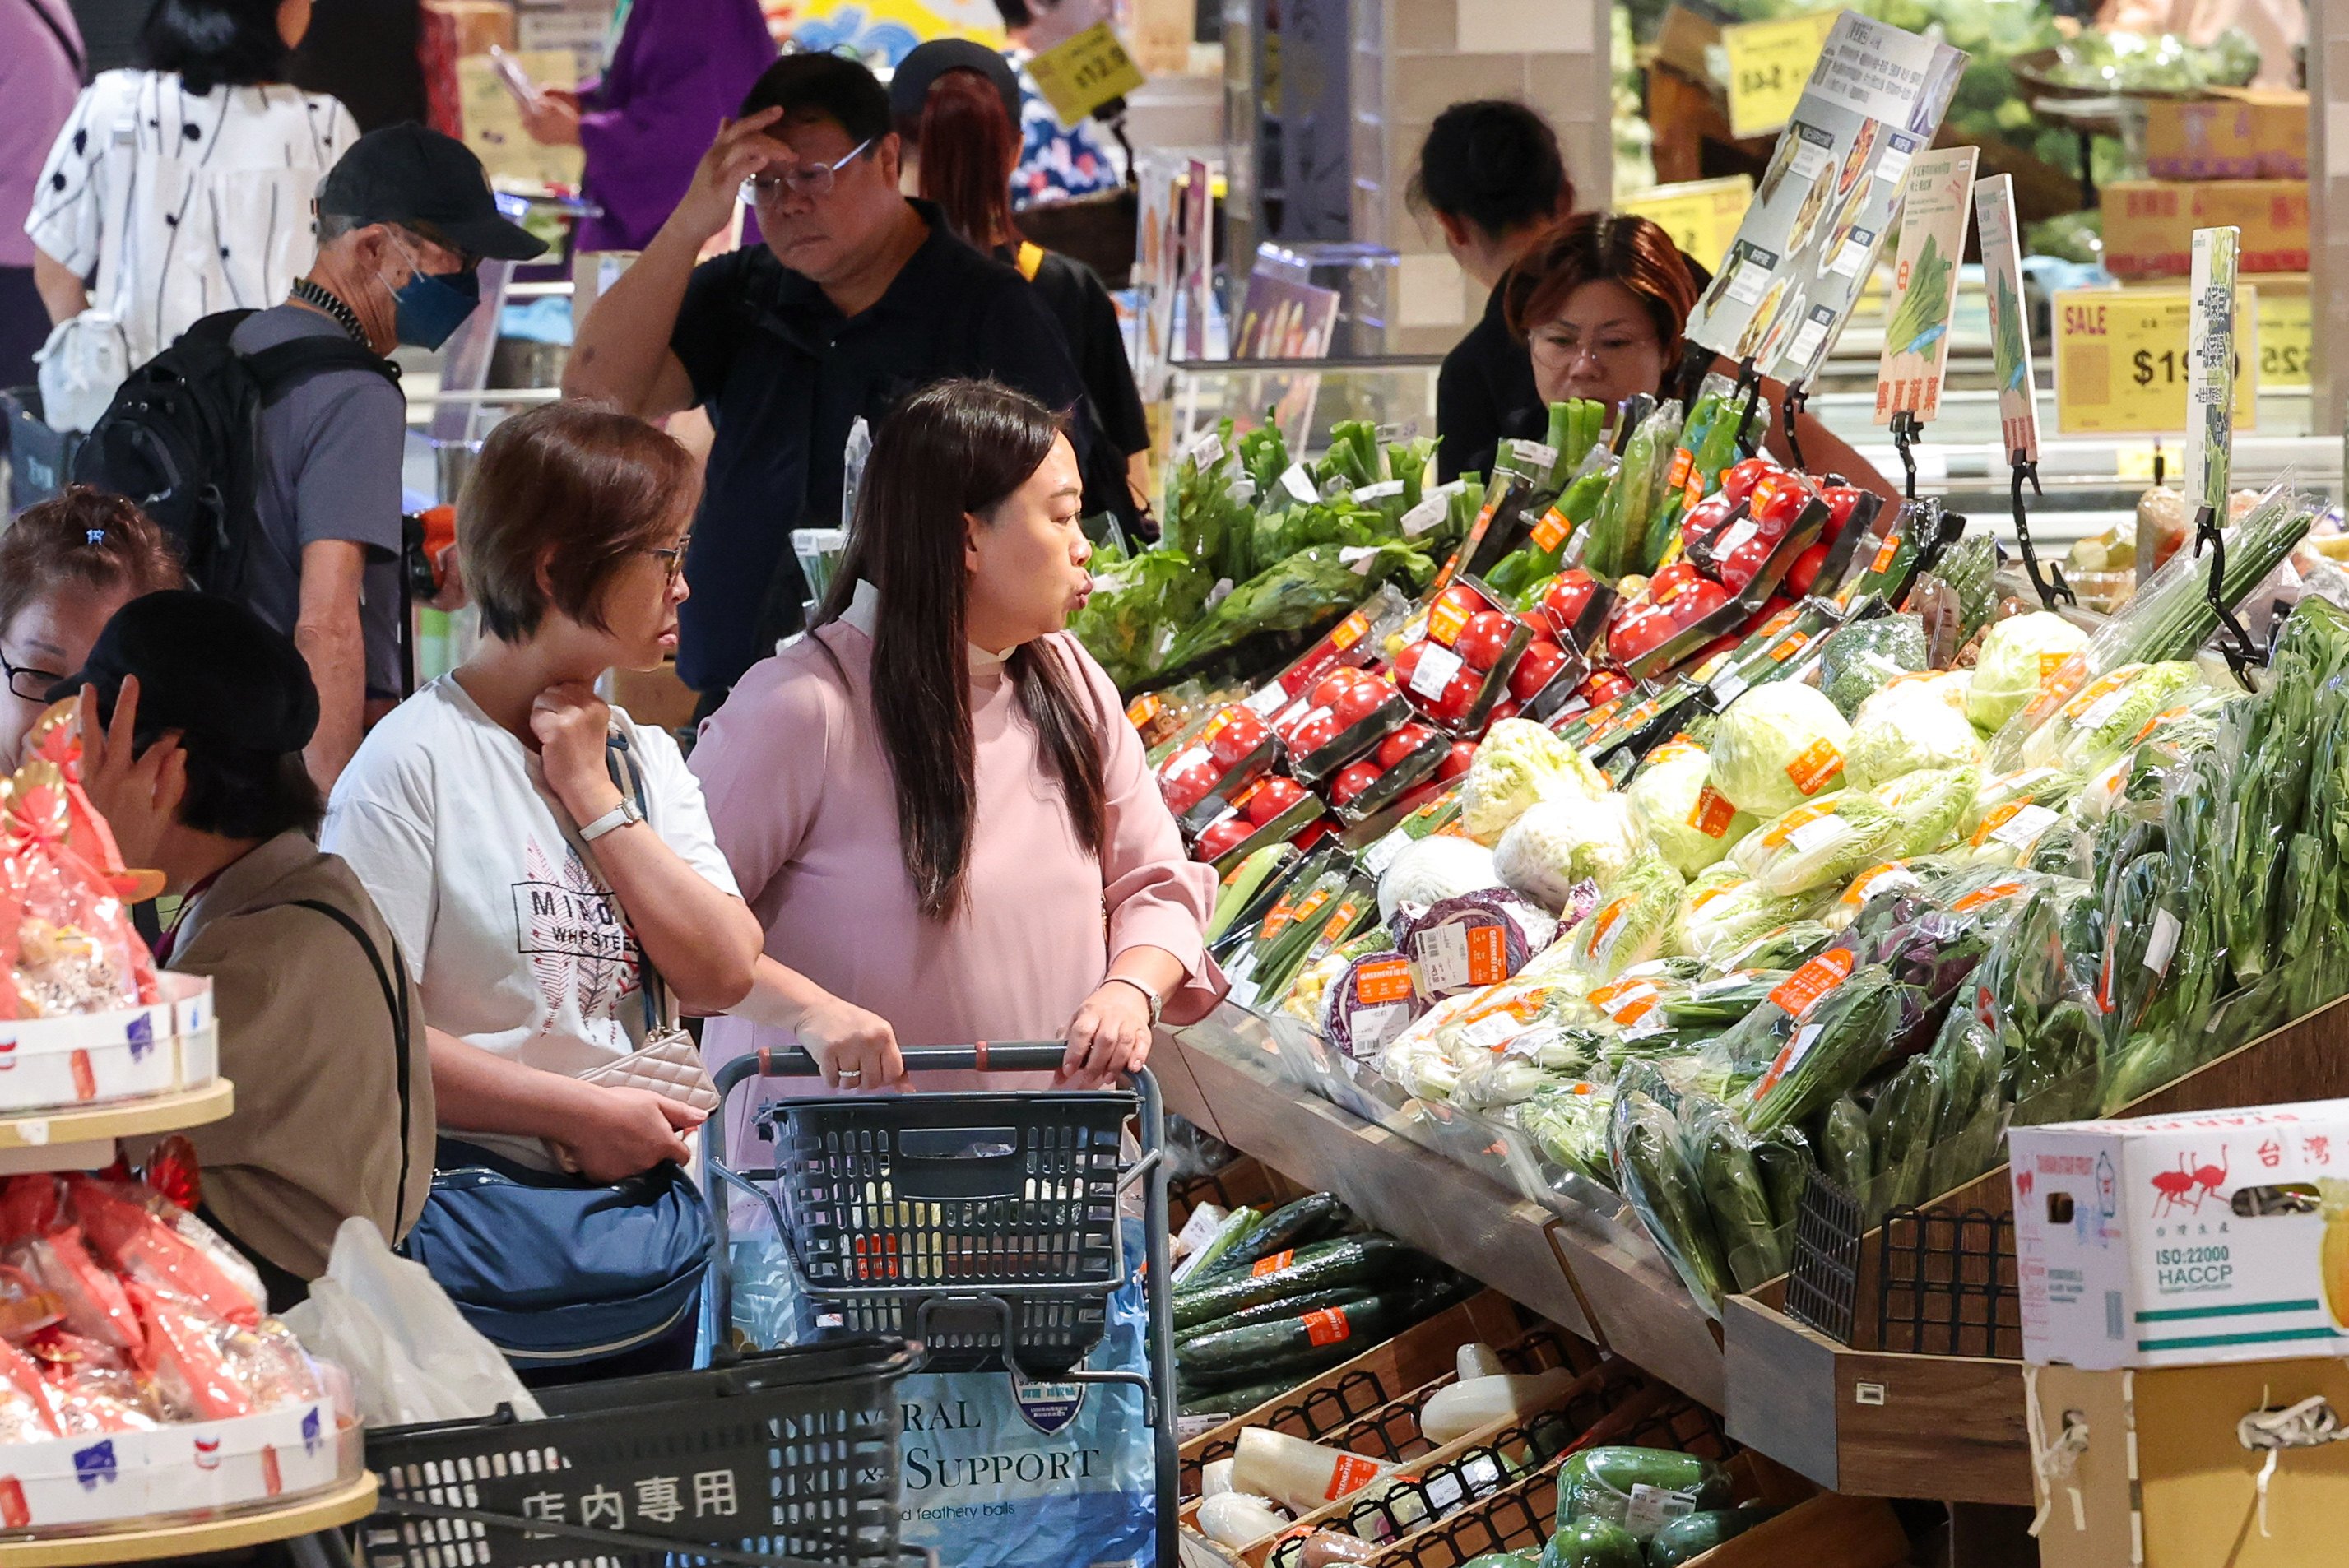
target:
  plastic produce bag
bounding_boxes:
[1609,1088,1729,1317]
[1817,615,1927,718]
[280,1216,544,1427]
[1843,673,1985,790]
[1684,1094,1786,1290]
[1866,1055,1944,1220]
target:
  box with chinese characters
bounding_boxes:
[2011,1100,2349,1371]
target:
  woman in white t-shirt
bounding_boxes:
[323,402,763,1188]
[26,0,359,383]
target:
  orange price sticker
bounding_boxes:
[1664,448,1696,491]
[2038,651,2074,684]
[1302,1306,1353,1348]
[1785,738,1845,796]
[1353,958,1415,1005]
[1769,949,1855,1019]
[1251,1250,1297,1278]
[1428,596,1473,647]
[2133,703,2191,744]
[1688,784,1741,838]
[1325,1453,1384,1501]
[1530,507,1572,553]
[1766,629,1810,662]
[1968,803,2022,848]
[1330,610,1369,651]
[1126,692,1164,730]
[1589,978,1660,1025]
[1869,533,1901,575]
[1465,924,1509,986]
[1952,880,2026,914]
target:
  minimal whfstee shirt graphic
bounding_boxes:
[513,837,644,1045]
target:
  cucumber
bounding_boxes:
[1555,1448,1731,1533]
[1172,1236,1422,1329]
[1538,1516,1643,1568]
[1177,1374,1292,1420]
[1180,1284,1437,1383]
[1647,1508,1767,1567]
[1176,1285,1375,1348]
[1174,1206,1264,1287]
[1204,1192,1352,1277]
[1209,845,1298,941]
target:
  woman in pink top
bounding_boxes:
[693,378,1223,1105]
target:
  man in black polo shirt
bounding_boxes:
[565,52,1098,705]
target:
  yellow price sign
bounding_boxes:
[1722,12,1836,139]
[1619,177,1754,277]
[2257,288,2310,387]
[1027,21,1146,128]
[2053,288,2258,436]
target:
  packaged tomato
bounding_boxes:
[1276,666,1411,782]
[67,1177,263,1329]
[126,1278,253,1422]
[8,1227,139,1352]
[1390,586,1533,735]
[1,758,160,1020]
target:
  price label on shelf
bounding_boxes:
[1721,12,1837,138]
[2051,287,2257,438]
[1026,21,1145,126]
[2257,288,2310,388]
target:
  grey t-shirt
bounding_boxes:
[229,304,406,700]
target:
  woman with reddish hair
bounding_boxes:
[1503,213,1895,499]
[889,39,1152,518]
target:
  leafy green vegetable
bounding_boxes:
[1158,541,1433,675]
[1885,234,1955,359]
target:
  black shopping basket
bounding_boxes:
[705,1043,1180,1568]
[360,1334,918,1568]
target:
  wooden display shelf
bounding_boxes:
[0,1079,233,1151]
[1161,1019,1725,1410]
[1720,993,2349,1505]
[0,1472,375,1565]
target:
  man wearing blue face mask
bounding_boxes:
[229,123,544,788]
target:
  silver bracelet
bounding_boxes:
[1105,975,1163,1030]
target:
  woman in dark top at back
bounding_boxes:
[890,39,1152,523]
[1413,101,1574,485]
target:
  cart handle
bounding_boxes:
[725,1040,1075,1090]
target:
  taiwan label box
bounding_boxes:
[2011,1099,2349,1371]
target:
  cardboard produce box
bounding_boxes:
[2029,1357,2349,1568]
[2101,179,2308,278]
[2011,1101,2349,1371]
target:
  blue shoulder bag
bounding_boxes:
[399,732,713,1368]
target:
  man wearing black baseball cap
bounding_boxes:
[56,591,432,1309]
[230,123,545,795]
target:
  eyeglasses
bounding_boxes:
[646,541,689,584]
[1530,330,1660,371]
[0,646,66,704]
[740,138,875,205]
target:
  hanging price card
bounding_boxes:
[1722,12,1839,138]
[1620,177,1754,277]
[1975,173,2041,463]
[1027,22,1146,127]
[2051,286,2258,436]
[2256,286,2310,388]
[2185,225,2240,513]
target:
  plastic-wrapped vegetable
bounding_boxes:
[1730,767,1975,898]
[1321,950,1423,1063]
[1626,741,1753,877]
[1844,673,1986,790]
[2019,661,2204,776]
[1753,1123,1817,1232]
[1913,532,1999,647]
[1514,1083,1615,1190]
[1609,1088,1729,1316]
[1673,866,1816,965]
[1817,615,1928,718]
[1541,853,1686,981]
[1743,963,1903,1134]
[1813,1094,1873,1194]
[1461,719,1612,846]
[1377,835,1500,925]
[1924,1005,2008,1195]
[1709,682,1852,818]
[1985,880,2104,1126]
[1686,1093,1786,1290]
[1495,795,1645,913]
[1397,889,1557,1000]
[1867,1055,1944,1219]
[1967,611,2091,731]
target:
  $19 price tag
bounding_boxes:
[2051,287,2257,437]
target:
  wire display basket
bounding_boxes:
[1785,1170,1864,1346]
[1876,1204,2021,1360]
[360,1336,917,1568]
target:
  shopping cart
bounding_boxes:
[704,1042,1180,1568]
[360,1333,921,1567]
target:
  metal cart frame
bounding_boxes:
[703,1043,1181,1568]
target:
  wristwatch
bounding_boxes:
[1107,975,1163,1029]
[579,796,644,842]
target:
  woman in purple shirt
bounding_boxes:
[520,0,776,253]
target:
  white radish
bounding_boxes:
[1419,1366,1581,1445]
[1200,1458,1236,1497]
[1196,1491,1290,1547]
[1232,1427,1390,1513]
[1455,1343,1506,1380]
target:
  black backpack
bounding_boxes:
[70,309,399,597]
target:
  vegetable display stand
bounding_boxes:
[0,1473,378,1566]
[1720,989,2349,1505]
[1180,1291,1539,1494]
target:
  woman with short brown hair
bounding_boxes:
[322,400,763,1379]
[0,486,182,763]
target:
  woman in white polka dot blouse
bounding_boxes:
[25,0,359,388]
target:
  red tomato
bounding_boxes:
[1695,631,1744,667]
[1291,819,1336,852]
[1509,639,1571,703]
[1577,670,1634,707]
[1678,495,1736,553]
[1158,750,1223,814]
[1454,610,1516,671]
[1717,531,1774,594]
[1243,776,1307,826]
[1650,561,1701,602]
[1288,711,1343,756]
[1327,675,1393,730]
[1431,666,1485,723]
[1436,740,1479,781]
[1389,639,1427,692]
[1193,817,1253,862]
[1330,761,1382,808]
[1539,572,1599,637]
[1751,475,1813,540]
[1785,542,1831,597]
[1483,698,1521,728]
[1309,669,1363,712]
[1720,457,1779,507]
[1376,721,1438,770]
[1670,578,1733,628]
[1609,605,1677,665]
[1822,485,1865,538]
[1429,583,1488,638]
[1743,595,1797,635]
[1203,705,1267,767]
